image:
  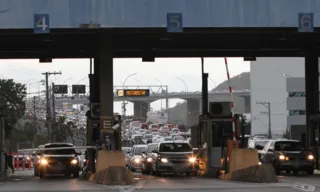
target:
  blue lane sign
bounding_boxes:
[167,13,183,33]
[34,14,50,33]
[298,13,314,32]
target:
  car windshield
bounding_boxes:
[174,136,185,140]
[134,135,143,139]
[144,134,153,139]
[275,141,303,151]
[159,143,192,152]
[134,147,146,155]
[161,127,169,131]
[164,137,174,141]
[151,125,158,128]
[44,145,75,154]
[147,144,158,153]
[255,141,270,150]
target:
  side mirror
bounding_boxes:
[152,150,158,153]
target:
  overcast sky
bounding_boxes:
[0,58,249,114]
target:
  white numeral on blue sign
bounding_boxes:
[37,16,48,31]
[34,14,50,33]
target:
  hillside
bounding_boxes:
[168,72,250,123]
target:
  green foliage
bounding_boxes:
[10,120,38,142]
[51,116,73,142]
[0,79,27,138]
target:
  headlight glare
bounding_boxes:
[71,159,78,164]
[134,158,140,163]
[279,155,285,160]
[147,158,152,162]
[308,155,314,160]
[40,158,48,165]
[161,158,168,163]
[189,157,196,163]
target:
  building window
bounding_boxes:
[289,110,306,116]
[288,92,305,97]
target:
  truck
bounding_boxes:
[146,111,168,124]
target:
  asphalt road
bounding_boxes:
[0,170,319,192]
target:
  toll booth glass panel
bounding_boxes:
[212,121,233,147]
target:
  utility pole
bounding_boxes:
[256,101,272,139]
[52,82,56,123]
[42,71,61,142]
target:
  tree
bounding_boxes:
[51,116,73,142]
[0,79,27,138]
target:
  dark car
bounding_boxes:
[260,140,314,175]
[141,143,158,174]
[140,123,148,129]
[150,141,197,176]
[36,143,81,178]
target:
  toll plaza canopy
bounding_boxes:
[0,0,319,58]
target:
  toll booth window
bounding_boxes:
[274,141,303,151]
[159,143,192,152]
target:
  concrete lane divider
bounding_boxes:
[89,150,134,185]
[220,148,278,183]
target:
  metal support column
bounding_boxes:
[305,52,319,149]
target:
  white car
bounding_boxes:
[128,145,147,172]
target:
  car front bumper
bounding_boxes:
[276,160,314,170]
[157,161,196,173]
[40,164,80,174]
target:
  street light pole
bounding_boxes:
[122,73,137,117]
[154,78,163,110]
[176,77,187,92]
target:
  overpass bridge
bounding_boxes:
[54,89,250,125]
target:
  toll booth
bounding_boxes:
[198,102,234,177]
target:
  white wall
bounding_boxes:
[250,58,304,135]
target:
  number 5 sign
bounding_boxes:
[167,13,183,33]
[34,14,50,33]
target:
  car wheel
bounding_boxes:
[34,168,39,176]
[306,168,314,175]
[39,169,45,179]
[73,172,79,178]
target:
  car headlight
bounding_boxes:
[258,162,262,165]
[26,157,30,160]
[279,155,286,160]
[83,159,86,162]
[147,158,152,162]
[308,155,314,160]
[189,157,196,163]
[40,158,48,165]
[71,159,78,164]
[161,158,168,163]
[134,158,140,163]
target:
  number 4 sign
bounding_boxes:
[34,14,50,33]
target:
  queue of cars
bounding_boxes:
[122,121,196,176]
[248,137,315,175]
